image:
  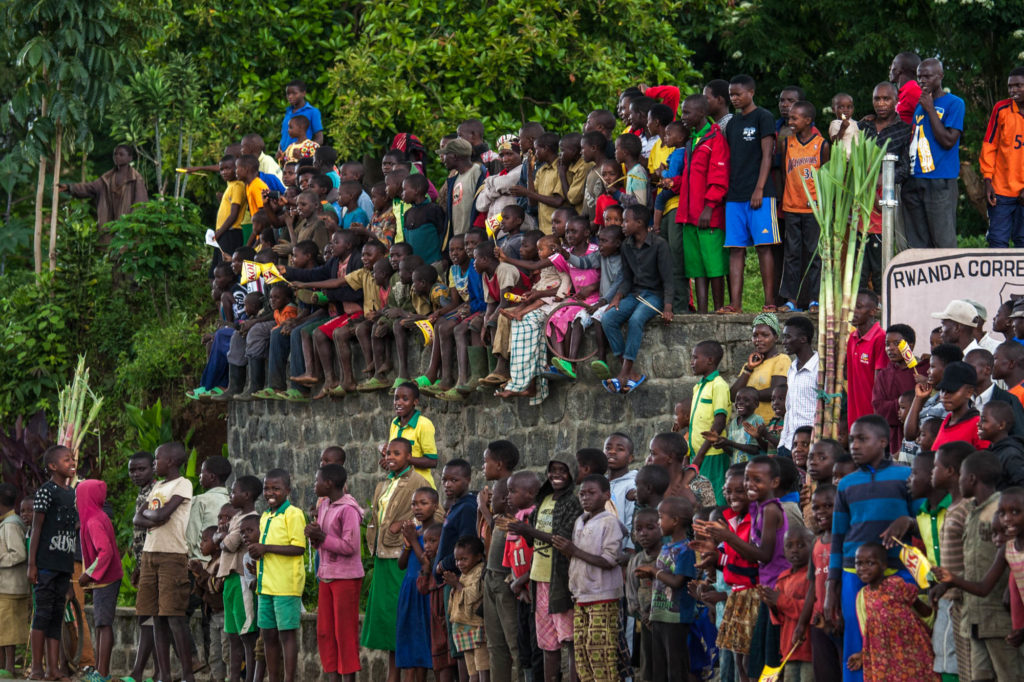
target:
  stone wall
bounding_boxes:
[101,606,389,681]
[227,314,762,507]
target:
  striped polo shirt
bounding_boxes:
[829,459,913,580]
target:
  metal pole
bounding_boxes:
[880,153,898,272]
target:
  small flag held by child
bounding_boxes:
[892,537,933,588]
[414,320,434,346]
[759,640,804,682]
[240,260,288,285]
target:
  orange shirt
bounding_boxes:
[980,98,1024,197]
[273,303,298,329]
[1010,382,1024,407]
[782,131,825,213]
[245,177,269,220]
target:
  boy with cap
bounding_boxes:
[439,137,486,251]
[931,361,990,451]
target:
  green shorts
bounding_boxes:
[257,594,301,631]
[682,224,729,278]
[223,573,258,635]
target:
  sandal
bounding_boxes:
[328,385,348,397]
[478,372,509,386]
[761,304,778,313]
[590,360,612,380]
[276,388,309,402]
[437,388,467,402]
[312,386,333,400]
[780,302,801,312]
[624,374,647,393]
[715,305,740,314]
[807,301,819,313]
[288,374,319,386]
[602,378,622,393]
[414,375,437,389]
[552,357,577,379]
[252,388,279,400]
[356,377,389,392]
[185,387,209,401]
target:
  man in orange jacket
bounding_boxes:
[980,67,1024,248]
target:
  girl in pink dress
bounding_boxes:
[545,216,601,377]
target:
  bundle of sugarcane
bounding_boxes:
[803,136,888,440]
[57,356,105,471]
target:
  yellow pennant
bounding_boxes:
[759,639,802,682]
[414,320,434,346]
[895,538,933,589]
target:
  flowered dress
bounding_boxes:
[857,576,939,682]
[545,244,601,341]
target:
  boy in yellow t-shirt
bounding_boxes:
[252,469,306,682]
[687,340,732,505]
[215,155,246,257]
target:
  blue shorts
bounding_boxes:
[257,594,301,631]
[725,199,780,247]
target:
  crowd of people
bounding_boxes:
[25,50,1024,682]
[179,56,1023,405]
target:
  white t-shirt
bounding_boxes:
[142,477,193,554]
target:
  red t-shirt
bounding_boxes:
[931,412,989,452]
[897,80,922,126]
[846,323,887,428]
[502,507,535,579]
[812,536,829,620]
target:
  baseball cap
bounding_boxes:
[935,361,977,392]
[437,138,472,158]
[963,299,987,322]
[930,300,980,327]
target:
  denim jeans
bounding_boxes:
[267,318,322,390]
[987,193,1024,248]
[199,326,233,390]
[600,290,663,362]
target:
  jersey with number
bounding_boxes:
[782,132,825,213]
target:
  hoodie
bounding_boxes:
[989,436,1024,490]
[76,480,123,586]
[529,453,583,614]
[315,493,365,580]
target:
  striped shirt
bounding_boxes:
[829,459,913,580]
[938,498,969,602]
[778,352,819,450]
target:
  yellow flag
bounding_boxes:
[263,263,288,284]
[414,320,434,345]
[240,261,263,285]
[758,664,783,682]
[898,541,933,589]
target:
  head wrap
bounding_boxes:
[390,133,428,164]
[496,134,521,154]
[752,312,781,337]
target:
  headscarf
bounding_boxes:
[390,133,428,165]
[496,134,521,155]
[752,312,781,337]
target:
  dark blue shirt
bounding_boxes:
[434,493,478,575]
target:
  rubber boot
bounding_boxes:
[235,357,266,401]
[457,345,489,394]
[212,363,245,401]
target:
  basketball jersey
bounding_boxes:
[782,132,825,213]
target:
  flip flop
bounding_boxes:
[624,374,647,393]
[328,385,348,397]
[715,305,740,314]
[356,377,389,392]
[807,301,819,313]
[540,366,570,381]
[252,388,278,400]
[414,375,437,389]
[198,387,224,402]
[185,387,209,400]
[437,388,467,402]
[288,375,320,386]
[590,360,612,380]
[277,389,309,402]
[478,372,509,386]
[312,386,332,400]
[602,378,622,393]
[780,302,801,312]
[762,304,778,313]
[552,357,577,379]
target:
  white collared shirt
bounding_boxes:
[779,352,820,450]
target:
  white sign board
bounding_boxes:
[884,249,1022,350]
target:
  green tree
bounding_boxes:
[323,0,702,158]
[1,0,136,273]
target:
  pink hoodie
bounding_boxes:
[76,480,123,585]
[315,493,364,580]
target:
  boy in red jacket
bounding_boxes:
[665,94,730,313]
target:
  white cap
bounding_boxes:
[930,300,980,327]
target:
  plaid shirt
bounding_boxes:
[859,117,913,185]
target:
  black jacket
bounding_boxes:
[285,248,363,304]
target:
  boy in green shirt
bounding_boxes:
[687,340,732,505]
